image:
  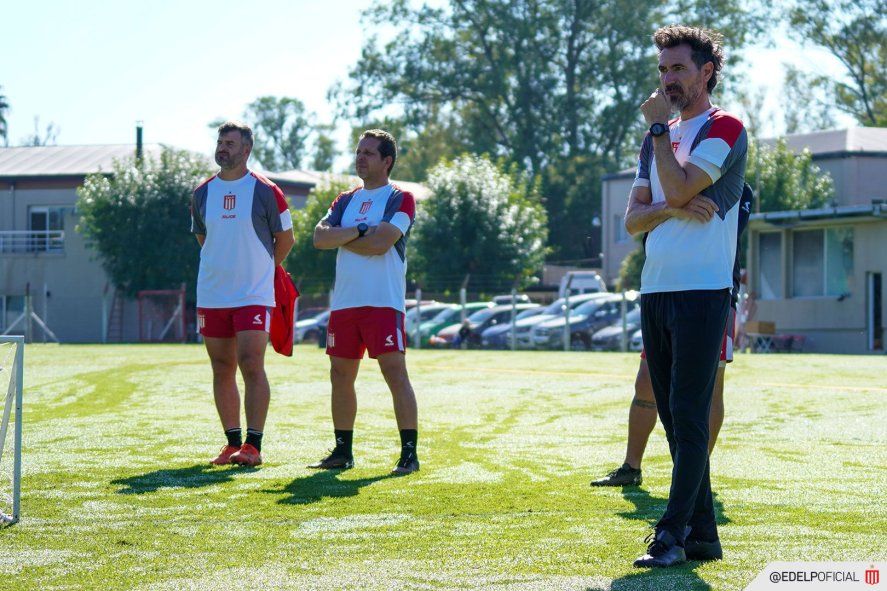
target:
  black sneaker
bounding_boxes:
[391,452,420,475]
[685,537,723,561]
[307,449,354,470]
[590,463,642,487]
[633,529,686,568]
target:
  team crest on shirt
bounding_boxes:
[223,194,236,210]
[359,200,372,214]
[671,141,680,152]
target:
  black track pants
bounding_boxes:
[640,289,730,543]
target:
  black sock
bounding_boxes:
[399,429,418,459]
[224,428,242,448]
[245,428,263,452]
[334,430,353,457]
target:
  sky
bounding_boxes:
[1,0,853,171]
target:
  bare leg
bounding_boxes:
[204,336,239,431]
[237,330,270,431]
[376,352,418,430]
[624,359,658,469]
[708,366,725,454]
[330,356,361,430]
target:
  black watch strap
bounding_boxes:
[357,223,368,237]
[649,122,669,137]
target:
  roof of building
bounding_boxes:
[0,144,166,178]
[750,202,887,225]
[759,126,887,156]
[0,144,432,199]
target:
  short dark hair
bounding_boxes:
[360,129,397,175]
[653,25,724,93]
[217,120,254,148]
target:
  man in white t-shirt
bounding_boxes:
[309,129,420,475]
[624,26,747,568]
[190,121,295,468]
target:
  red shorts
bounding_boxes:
[641,307,735,364]
[326,306,406,359]
[197,306,270,338]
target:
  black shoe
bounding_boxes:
[633,530,686,568]
[391,453,420,475]
[307,449,354,470]
[591,463,642,487]
[685,537,722,561]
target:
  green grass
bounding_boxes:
[2,344,886,590]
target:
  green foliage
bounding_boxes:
[787,0,887,127]
[411,155,548,291]
[285,178,354,294]
[75,147,213,298]
[616,238,646,292]
[0,86,8,146]
[337,0,769,259]
[747,138,834,212]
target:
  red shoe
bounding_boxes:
[210,445,240,465]
[230,443,263,467]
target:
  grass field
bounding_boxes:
[2,344,885,590]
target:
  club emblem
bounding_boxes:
[359,200,372,214]
[223,194,236,210]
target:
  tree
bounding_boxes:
[0,87,8,146]
[20,116,59,147]
[747,138,834,212]
[616,238,645,291]
[337,0,770,259]
[410,155,548,292]
[76,148,213,298]
[284,178,352,294]
[210,96,339,172]
[786,0,886,127]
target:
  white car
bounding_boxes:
[294,310,330,343]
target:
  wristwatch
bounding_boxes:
[649,122,669,137]
[357,223,369,237]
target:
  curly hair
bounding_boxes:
[653,25,724,93]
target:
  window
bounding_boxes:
[613,214,630,243]
[1,295,25,333]
[758,232,783,299]
[28,206,65,252]
[791,228,854,298]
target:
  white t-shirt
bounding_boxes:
[190,171,293,308]
[633,107,748,294]
[322,184,416,312]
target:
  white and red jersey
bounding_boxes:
[322,184,415,313]
[190,171,293,308]
[633,107,748,294]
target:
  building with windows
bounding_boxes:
[0,143,428,342]
[600,127,887,354]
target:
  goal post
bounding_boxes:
[0,335,23,525]
[138,286,187,343]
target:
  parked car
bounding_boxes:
[591,307,642,351]
[430,304,538,348]
[512,293,606,349]
[629,327,643,352]
[419,302,492,346]
[558,271,607,297]
[530,293,630,350]
[480,307,548,349]
[491,293,532,305]
[404,302,453,335]
[294,309,330,343]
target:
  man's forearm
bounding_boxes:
[652,135,692,206]
[625,200,673,235]
[343,234,389,256]
[274,240,293,266]
[313,225,359,250]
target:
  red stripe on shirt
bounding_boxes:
[393,187,416,221]
[706,112,744,147]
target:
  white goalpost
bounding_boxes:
[0,336,23,525]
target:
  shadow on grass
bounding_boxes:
[617,487,731,526]
[586,562,712,591]
[112,464,250,494]
[265,470,395,505]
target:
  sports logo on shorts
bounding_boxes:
[198,314,205,328]
[359,200,372,214]
[253,314,262,325]
[385,335,394,346]
[223,194,236,210]
[327,332,335,347]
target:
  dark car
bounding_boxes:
[444,303,539,348]
[591,307,642,351]
[530,293,633,350]
[479,307,548,349]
